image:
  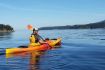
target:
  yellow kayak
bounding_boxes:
[5,38,61,54]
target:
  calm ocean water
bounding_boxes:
[0,29,105,70]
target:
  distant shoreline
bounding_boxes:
[39,28,105,30]
[39,20,105,30]
[0,24,14,32]
[0,30,14,32]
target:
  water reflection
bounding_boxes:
[6,51,45,70]
[29,51,43,70]
[0,32,13,40]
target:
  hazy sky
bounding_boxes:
[0,0,105,30]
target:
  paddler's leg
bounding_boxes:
[28,43,40,47]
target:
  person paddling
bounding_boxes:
[30,27,44,44]
[28,25,52,48]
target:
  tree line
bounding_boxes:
[0,24,14,31]
[39,20,105,30]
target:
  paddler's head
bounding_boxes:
[33,28,38,34]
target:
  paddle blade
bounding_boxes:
[27,24,33,30]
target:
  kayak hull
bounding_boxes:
[6,44,49,54]
[6,38,62,54]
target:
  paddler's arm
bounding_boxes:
[37,34,45,41]
[37,34,49,44]
[38,35,45,44]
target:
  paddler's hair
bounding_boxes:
[33,28,38,33]
[33,28,35,31]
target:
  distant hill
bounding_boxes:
[39,20,105,30]
[0,24,14,32]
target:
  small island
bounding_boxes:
[39,20,105,30]
[0,24,14,32]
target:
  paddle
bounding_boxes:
[27,24,33,30]
[27,25,52,48]
[27,24,45,41]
